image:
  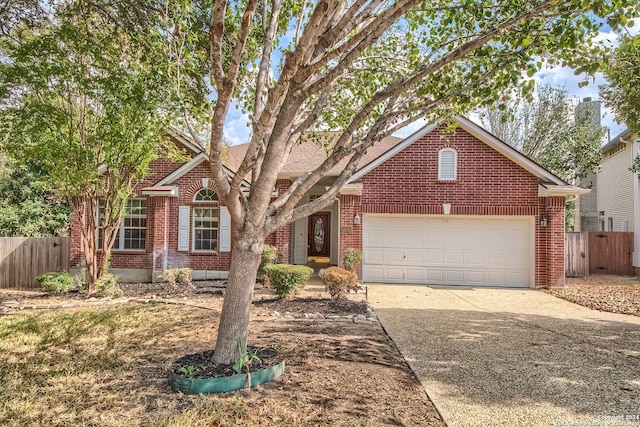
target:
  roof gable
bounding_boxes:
[166,128,204,155]
[226,134,403,178]
[155,152,250,188]
[347,116,567,186]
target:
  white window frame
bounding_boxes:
[192,206,219,253]
[97,198,147,251]
[191,188,219,253]
[193,188,217,202]
[438,148,457,181]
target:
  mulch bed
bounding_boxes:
[544,275,640,317]
[172,348,280,379]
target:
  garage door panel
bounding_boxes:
[363,214,532,287]
[365,266,385,281]
[364,229,385,246]
[405,251,424,264]
[467,271,486,284]
[386,267,404,280]
[486,252,509,268]
[446,270,465,283]
[466,252,486,266]
[386,217,405,228]
[405,217,424,228]
[406,232,425,247]
[366,216,386,229]
[385,250,405,264]
[386,231,405,246]
[405,268,424,281]
[426,269,444,282]
[364,248,385,264]
[445,229,465,249]
[504,252,529,269]
[426,251,444,265]
[446,252,465,265]
[508,272,529,286]
[505,234,529,251]
[466,230,487,250]
[487,271,506,284]
[425,231,444,248]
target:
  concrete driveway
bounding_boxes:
[368,285,640,427]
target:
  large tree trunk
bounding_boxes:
[212,230,264,364]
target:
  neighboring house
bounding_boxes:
[575,127,640,269]
[70,117,587,288]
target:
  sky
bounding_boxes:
[221,21,639,147]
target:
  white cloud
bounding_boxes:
[223,101,252,146]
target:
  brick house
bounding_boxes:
[70,117,586,287]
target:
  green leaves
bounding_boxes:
[481,85,604,185]
[600,35,640,135]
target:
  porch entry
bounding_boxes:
[308,212,330,258]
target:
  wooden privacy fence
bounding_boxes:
[565,232,634,277]
[0,237,70,289]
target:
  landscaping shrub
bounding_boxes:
[94,273,123,297]
[163,268,193,288]
[320,266,358,299]
[259,245,278,273]
[342,248,362,272]
[37,271,73,294]
[263,264,313,299]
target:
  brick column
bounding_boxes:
[274,225,291,263]
[536,196,565,287]
[273,179,292,263]
[150,197,169,282]
[339,195,362,277]
[546,196,566,287]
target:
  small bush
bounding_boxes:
[37,272,73,294]
[320,266,358,299]
[94,273,123,297]
[259,245,278,273]
[263,264,313,299]
[163,268,193,288]
[342,248,362,272]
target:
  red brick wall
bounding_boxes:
[339,195,363,277]
[360,126,539,212]
[272,179,292,263]
[164,162,233,271]
[537,196,565,287]
[70,159,234,274]
[69,138,196,270]
[347,125,565,288]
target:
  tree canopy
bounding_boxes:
[0,158,70,237]
[0,2,179,288]
[600,34,640,135]
[481,85,604,184]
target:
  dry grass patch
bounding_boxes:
[0,302,444,426]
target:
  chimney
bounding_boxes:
[575,97,601,131]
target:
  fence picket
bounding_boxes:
[0,237,70,289]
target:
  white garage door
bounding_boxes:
[363,215,533,287]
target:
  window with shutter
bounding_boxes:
[438,148,457,181]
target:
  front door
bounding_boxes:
[308,212,330,257]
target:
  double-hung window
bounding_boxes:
[192,189,219,252]
[98,198,147,250]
